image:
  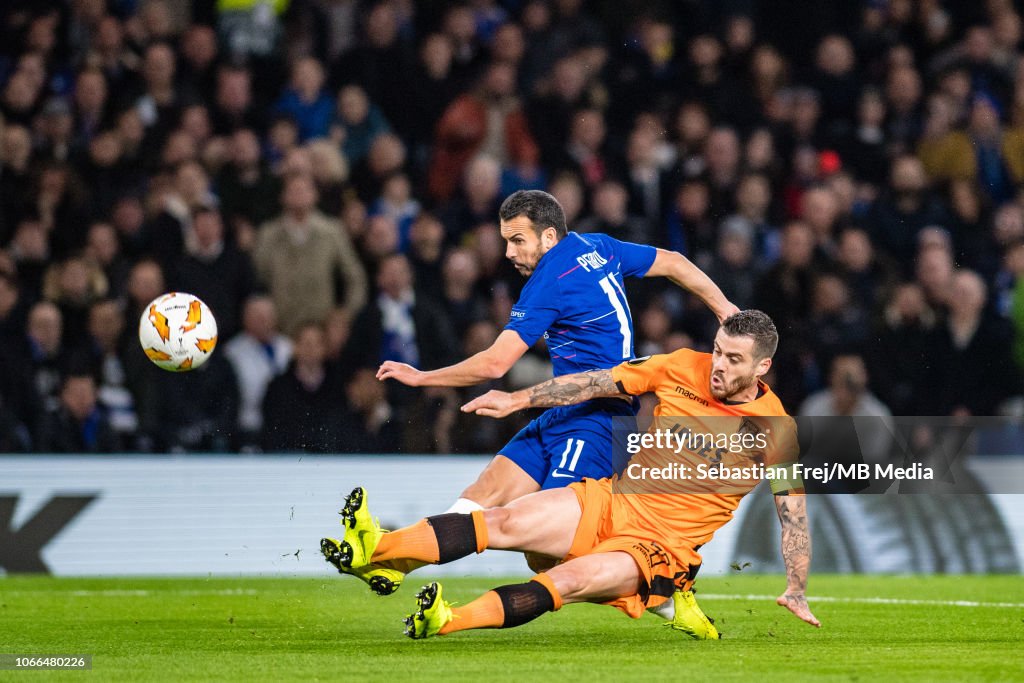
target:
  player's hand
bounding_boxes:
[776,592,821,628]
[377,361,424,386]
[461,390,521,418]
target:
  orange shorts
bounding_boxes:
[565,478,703,618]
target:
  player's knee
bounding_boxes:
[482,507,519,546]
[460,477,504,507]
[546,562,591,601]
[549,558,635,602]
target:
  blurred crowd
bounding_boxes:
[1,0,1023,454]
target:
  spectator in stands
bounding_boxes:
[548,171,585,227]
[133,42,185,159]
[623,125,673,227]
[869,282,941,415]
[756,221,819,332]
[262,320,344,452]
[441,154,503,243]
[333,84,390,166]
[0,271,25,338]
[303,137,348,216]
[224,296,293,450]
[35,372,122,453]
[83,298,139,446]
[1004,240,1024,372]
[1,125,34,238]
[43,254,108,351]
[406,213,446,302]
[71,68,110,149]
[932,269,1020,415]
[211,65,262,135]
[429,61,539,202]
[338,367,399,453]
[350,132,407,204]
[273,57,333,142]
[371,173,420,253]
[179,24,219,104]
[916,241,956,310]
[154,349,240,452]
[124,258,165,323]
[557,108,611,191]
[440,248,488,339]
[173,206,254,340]
[836,227,897,313]
[917,93,976,184]
[798,353,893,461]
[867,155,950,266]
[730,173,780,262]
[635,302,673,357]
[216,128,281,244]
[703,216,760,311]
[966,92,1020,204]
[254,173,367,334]
[884,64,924,154]
[799,185,843,255]
[359,214,401,269]
[807,273,870,370]
[0,301,66,444]
[408,32,462,158]
[800,353,892,418]
[577,180,650,244]
[85,222,130,295]
[347,253,456,379]
[148,160,218,272]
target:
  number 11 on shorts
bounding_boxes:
[559,438,585,472]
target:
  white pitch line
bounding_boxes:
[56,589,260,597]
[698,593,1024,609]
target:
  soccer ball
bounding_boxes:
[138,292,218,372]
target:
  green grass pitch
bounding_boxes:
[1,574,1021,681]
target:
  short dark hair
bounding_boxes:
[721,309,779,360]
[498,190,568,238]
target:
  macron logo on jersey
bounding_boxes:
[575,251,609,272]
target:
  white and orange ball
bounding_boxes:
[138,292,218,372]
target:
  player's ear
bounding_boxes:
[540,226,558,249]
[754,356,772,379]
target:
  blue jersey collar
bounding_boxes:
[530,231,578,277]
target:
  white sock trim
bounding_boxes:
[647,598,676,621]
[445,498,485,514]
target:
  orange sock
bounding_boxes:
[470,510,488,552]
[531,572,564,611]
[439,591,504,635]
[371,519,439,564]
[439,575,564,635]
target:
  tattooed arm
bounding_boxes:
[773,494,821,627]
[461,369,628,418]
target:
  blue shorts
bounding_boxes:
[500,398,637,490]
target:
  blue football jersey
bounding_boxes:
[504,232,657,377]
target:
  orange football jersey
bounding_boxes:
[607,347,800,551]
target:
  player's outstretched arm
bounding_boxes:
[462,369,628,418]
[644,249,739,322]
[377,330,529,387]
[773,494,821,628]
